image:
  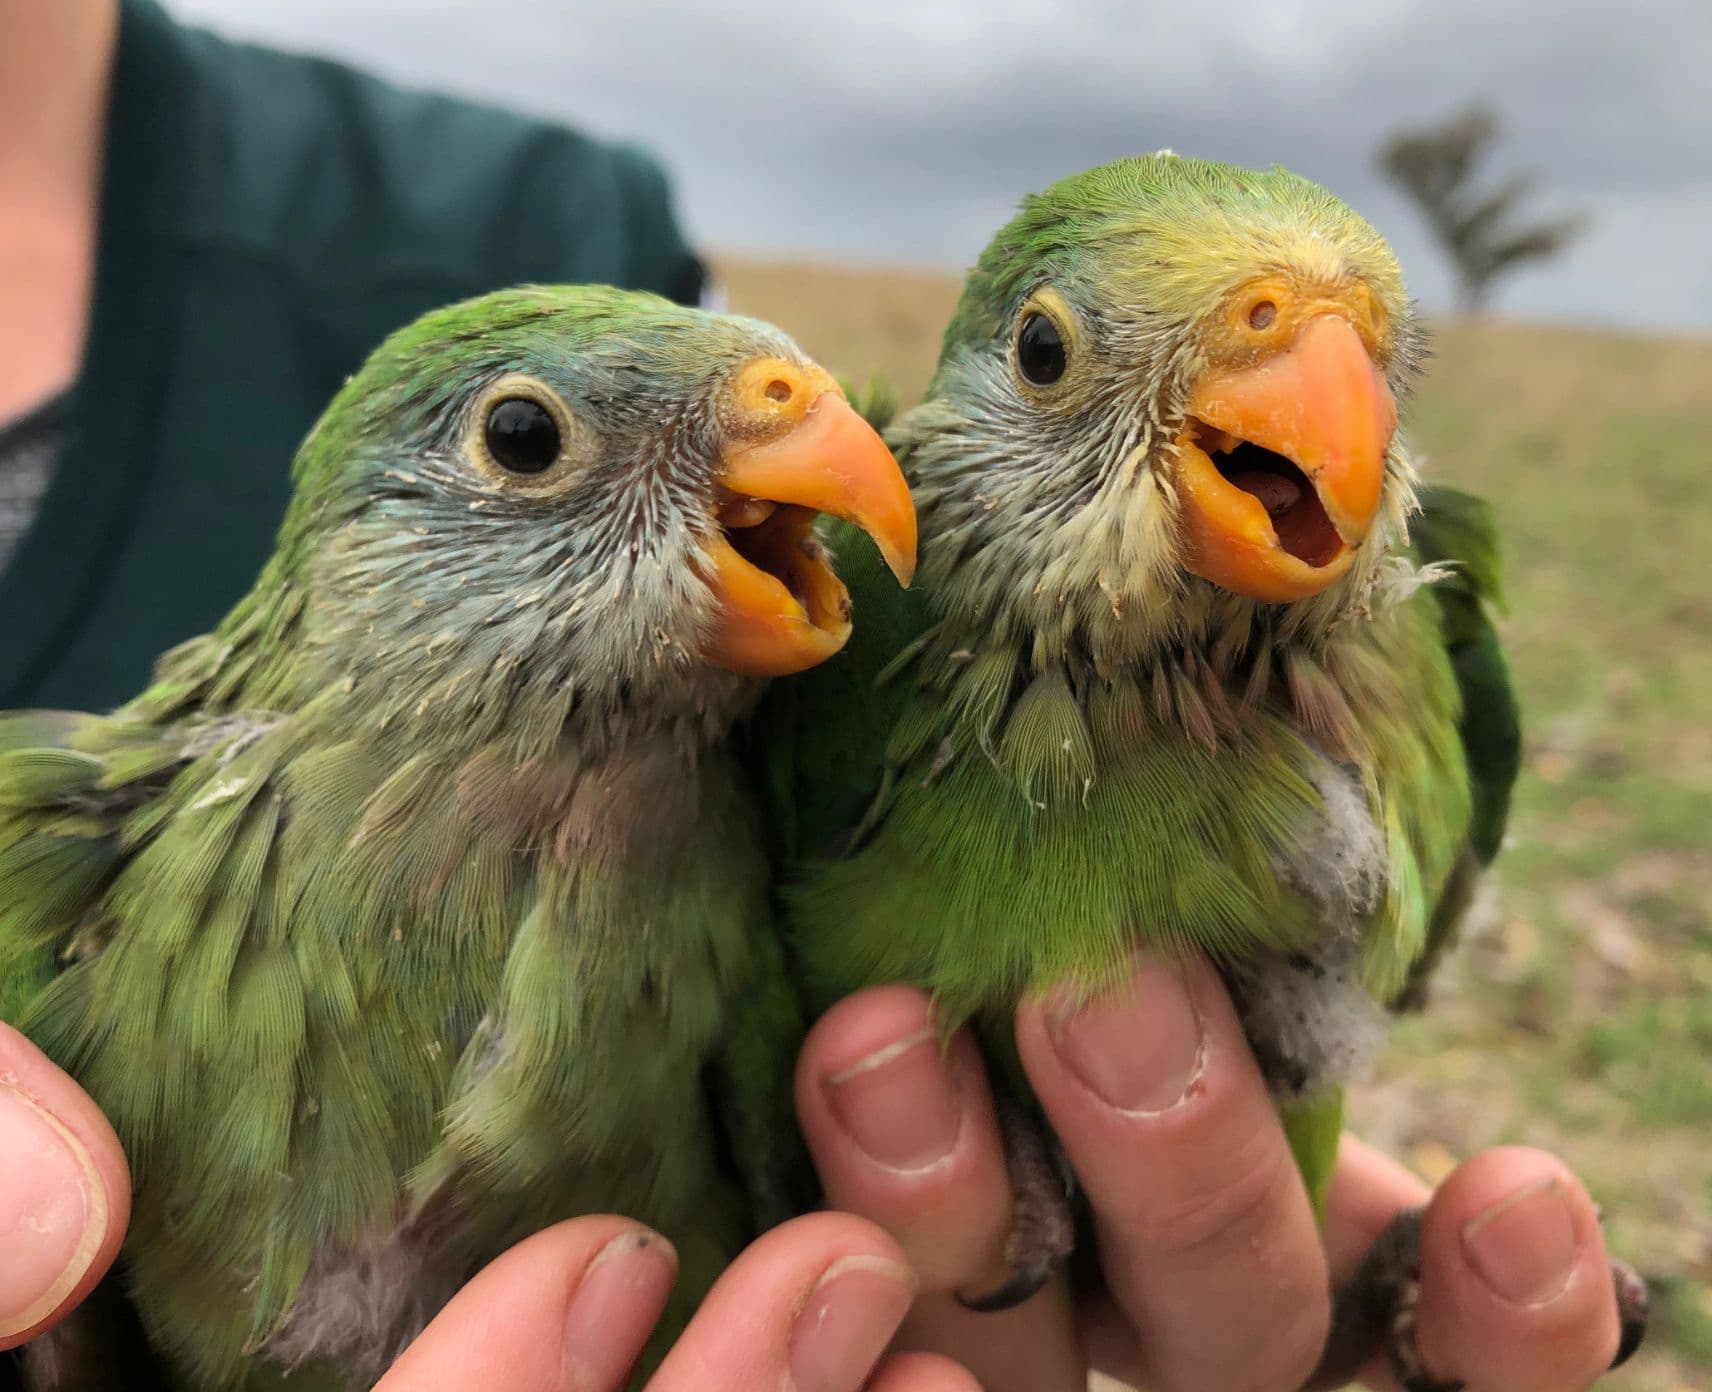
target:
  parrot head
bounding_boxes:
[905,155,1426,662]
[264,285,915,736]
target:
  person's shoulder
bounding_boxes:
[161,12,695,300]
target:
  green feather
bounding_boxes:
[1392,485,1523,1007]
[1,286,825,1388]
[765,156,1512,1229]
[1281,1089,1346,1224]
[1410,485,1520,866]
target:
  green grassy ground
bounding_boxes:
[720,258,1712,1390]
[1363,324,1712,1391]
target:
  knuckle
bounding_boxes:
[1148,1284,1330,1392]
[1131,1131,1294,1259]
[1143,1287,1328,1390]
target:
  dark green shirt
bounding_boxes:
[0,0,701,710]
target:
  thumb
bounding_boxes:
[0,1023,130,1348]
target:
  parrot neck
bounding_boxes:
[129,564,758,768]
[906,480,1434,762]
[895,389,1431,753]
[915,615,1362,762]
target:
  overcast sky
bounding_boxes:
[166,0,1712,333]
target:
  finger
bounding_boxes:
[0,1022,131,1348]
[1408,1147,1620,1392]
[796,987,1085,1390]
[865,1350,985,1392]
[1323,1133,1431,1282]
[896,1291,1080,1392]
[1016,953,1329,1392]
[377,1216,676,1392]
[648,1211,916,1392]
[796,986,1012,1290]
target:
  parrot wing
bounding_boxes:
[0,710,186,1022]
[2,701,789,1381]
[704,919,818,1231]
[1392,484,1521,1009]
[758,368,917,865]
[756,515,935,873]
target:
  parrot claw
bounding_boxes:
[1610,1257,1651,1369]
[955,1261,1059,1313]
[1304,1207,1651,1392]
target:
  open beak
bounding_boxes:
[1173,314,1395,603]
[701,381,916,677]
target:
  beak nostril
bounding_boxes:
[765,379,794,404]
[1247,300,1277,330]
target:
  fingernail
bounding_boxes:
[787,1254,916,1392]
[562,1229,678,1390]
[824,1026,959,1171]
[1049,956,1205,1113]
[0,1078,109,1339]
[1462,1178,1579,1306]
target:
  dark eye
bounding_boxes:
[484,397,561,474]
[1016,312,1067,386]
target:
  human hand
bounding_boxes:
[795,956,1630,1392]
[376,1212,976,1392]
[2,1021,975,1391]
[0,1022,129,1350]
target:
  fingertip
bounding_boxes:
[866,1349,986,1392]
[651,1212,918,1392]
[1012,951,1281,1230]
[1415,1148,1619,1392]
[797,986,955,1179]
[0,1023,130,1347]
[795,1005,1085,1389]
[795,990,1015,1294]
[378,1216,672,1391]
[1014,953,1237,1131]
[796,985,941,1103]
[760,1208,918,1270]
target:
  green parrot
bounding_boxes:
[0,285,916,1390]
[762,156,1645,1388]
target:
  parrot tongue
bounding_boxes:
[715,497,851,631]
[1204,435,1343,569]
[1171,309,1394,604]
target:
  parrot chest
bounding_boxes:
[56,728,771,1384]
[790,637,1464,1071]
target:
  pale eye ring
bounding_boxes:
[467,374,594,493]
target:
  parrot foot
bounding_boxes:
[1304,1207,1651,1392]
[953,1095,1075,1313]
[1610,1257,1652,1369]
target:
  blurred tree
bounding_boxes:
[1379,105,1586,314]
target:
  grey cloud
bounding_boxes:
[166,0,1712,329]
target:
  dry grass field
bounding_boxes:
[718,256,1712,1390]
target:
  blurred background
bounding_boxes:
[163,2,1712,1386]
[166,0,1711,330]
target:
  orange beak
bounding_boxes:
[701,369,916,677]
[1174,314,1396,603]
